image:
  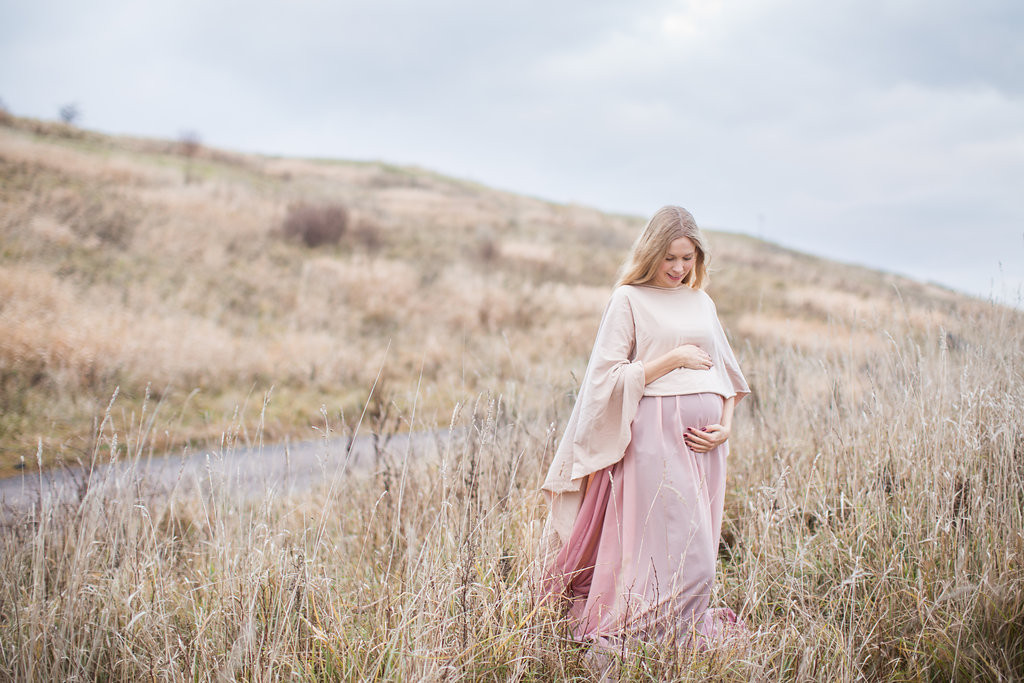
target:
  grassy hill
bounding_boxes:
[0,113,979,474]
[1,114,1023,679]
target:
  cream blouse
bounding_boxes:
[540,283,749,546]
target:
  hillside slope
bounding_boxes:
[3,115,1024,679]
[0,114,1000,473]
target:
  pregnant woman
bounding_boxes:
[541,205,749,648]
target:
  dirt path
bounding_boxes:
[0,429,459,519]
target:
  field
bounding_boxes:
[1,115,1023,680]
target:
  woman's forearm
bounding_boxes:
[720,396,735,430]
[642,345,713,385]
[643,350,680,385]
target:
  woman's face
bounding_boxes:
[651,236,696,288]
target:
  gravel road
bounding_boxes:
[0,429,460,519]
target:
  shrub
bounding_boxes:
[351,219,385,252]
[178,129,202,184]
[58,102,80,125]
[178,129,201,158]
[475,226,500,263]
[282,202,348,248]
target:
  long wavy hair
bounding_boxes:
[616,206,709,290]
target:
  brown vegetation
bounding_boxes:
[282,201,349,248]
[0,114,652,473]
[1,114,1022,679]
[1,298,1021,680]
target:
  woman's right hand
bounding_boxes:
[675,344,713,370]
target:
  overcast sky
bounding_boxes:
[2,0,1022,305]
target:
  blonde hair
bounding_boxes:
[616,206,710,289]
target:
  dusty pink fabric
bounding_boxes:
[546,393,743,647]
[541,285,749,552]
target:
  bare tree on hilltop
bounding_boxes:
[59,102,80,125]
[179,129,202,184]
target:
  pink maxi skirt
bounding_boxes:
[547,393,741,647]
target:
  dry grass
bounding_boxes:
[2,115,1023,679]
[1,298,1021,681]
[0,118,633,471]
[0,114,978,476]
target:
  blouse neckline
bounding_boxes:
[635,283,695,292]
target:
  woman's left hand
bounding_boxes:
[684,424,730,453]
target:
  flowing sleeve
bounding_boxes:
[539,288,647,548]
[706,294,750,403]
